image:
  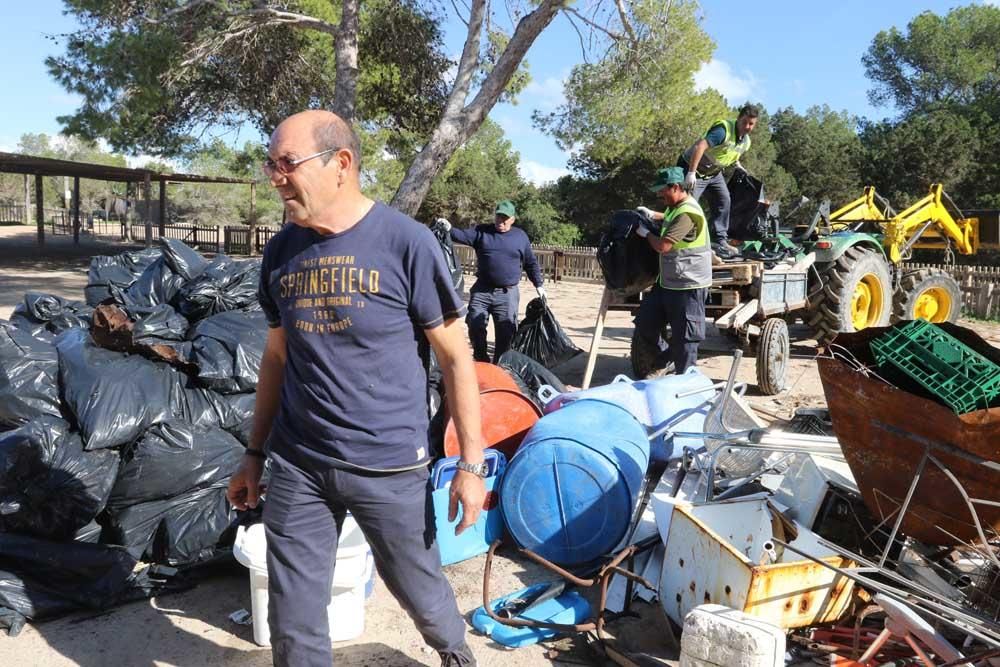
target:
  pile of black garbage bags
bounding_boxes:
[0,239,264,635]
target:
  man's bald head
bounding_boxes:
[273,110,362,172]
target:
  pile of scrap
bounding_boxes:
[473,321,1000,666]
[0,239,263,635]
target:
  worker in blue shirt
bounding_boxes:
[436,201,545,363]
[228,110,484,667]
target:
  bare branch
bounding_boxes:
[562,11,590,64]
[449,0,470,28]
[615,0,638,43]
[563,7,624,42]
[146,1,340,37]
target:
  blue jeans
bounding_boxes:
[263,452,474,667]
[692,172,731,244]
[466,281,520,363]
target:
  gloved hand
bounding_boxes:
[434,217,452,231]
[636,206,654,220]
[684,171,697,192]
[734,161,747,174]
[635,225,650,238]
[536,286,546,300]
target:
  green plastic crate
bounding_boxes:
[870,319,1000,414]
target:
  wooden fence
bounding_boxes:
[453,244,603,283]
[0,203,26,224]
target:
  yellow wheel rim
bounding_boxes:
[913,287,951,323]
[850,273,885,331]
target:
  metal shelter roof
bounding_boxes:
[0,151,256,185]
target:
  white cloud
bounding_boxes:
[519,160,570,186]
[524,75,567,112]
[694,59,760,105]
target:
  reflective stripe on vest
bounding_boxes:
[659,197,712,290]
[704,119,751,171]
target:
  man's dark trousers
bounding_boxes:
[692,172,731,244]
[634,285,707,374]
[263,451,474,667]
[466,281,520,363]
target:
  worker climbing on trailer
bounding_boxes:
[633,166,712,376]
[677,103,760,260]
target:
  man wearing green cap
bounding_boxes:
[437,201,544,363]
[633,166,712,375]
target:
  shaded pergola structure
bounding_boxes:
[0,152,257,247]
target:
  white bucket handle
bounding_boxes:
[537,384,559,404]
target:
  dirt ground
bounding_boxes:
[0,223,998,667]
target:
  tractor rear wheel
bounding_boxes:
[892,268,962,324]
[808,246,893,344]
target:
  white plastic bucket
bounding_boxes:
[232,516,374,647]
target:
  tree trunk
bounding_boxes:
[331,0,360,121]
[391,0,564,217]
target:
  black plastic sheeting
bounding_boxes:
[728,170,771,241]
[105,482,238,568]
[510,297,581,370]
[0,417,119,540]
[497,350,567,410]
[188,311,267,394]
[116,257,187,309]
[597,210,659,295]
[0,533,184,636]
[431,220,465,294]
[0,323,61,427]
[177,255,261,321]
[85,248,162,307]
[160,238,209,282]
[57,329,255,450]
[128,303,191,343]
[109,421,243,511]
[9,294,94,340]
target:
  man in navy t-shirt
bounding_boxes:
[436,201,544,363]
[226,110,485,667]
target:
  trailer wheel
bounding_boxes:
[756,317,789,395]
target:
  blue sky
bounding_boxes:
[0,1,981,183]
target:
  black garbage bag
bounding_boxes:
[9,294,94,338]
[498,350,567,409]
[215,393,255,445]
[176,255,261,321]
[0,532,183,635]
[159,238,209,282]
[74,521,103,543]
[0,417,120,539]
[57,329,176,450]
[510,298,582,369]
[728,170,771,241]
[0,323,61,427]
[597,210,659,295]
[430,220,465,293]
[85,247,162,307]
[188,311,267,394]
[109,421,243,511]
[129,303,190,342]
[115,256,186,308]
[105,482,238,568]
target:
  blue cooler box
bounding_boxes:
[432,451,506,566]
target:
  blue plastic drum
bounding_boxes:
[500,399,650,566]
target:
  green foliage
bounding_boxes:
[47,0,451,156]
[770,106,863,209]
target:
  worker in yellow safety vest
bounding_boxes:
[634,166,712,375]
[677,103,759,260]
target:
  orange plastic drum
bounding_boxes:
[443,388,541,459]
[473,361,521,393]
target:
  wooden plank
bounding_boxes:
[714,299,758,330]
[34,175,44,246]
[581,288,612,390]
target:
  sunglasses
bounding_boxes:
[262,147,339,176]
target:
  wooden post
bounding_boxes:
[34,175,44,247]
[249,181,257,255]
[143,173,152,247]
[72,176,81,244]
[554,250,565,282]
[158,179,166,235]
[582,288,613,390]
[22,175,30,226]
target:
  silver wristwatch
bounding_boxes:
[455,460,489,478]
